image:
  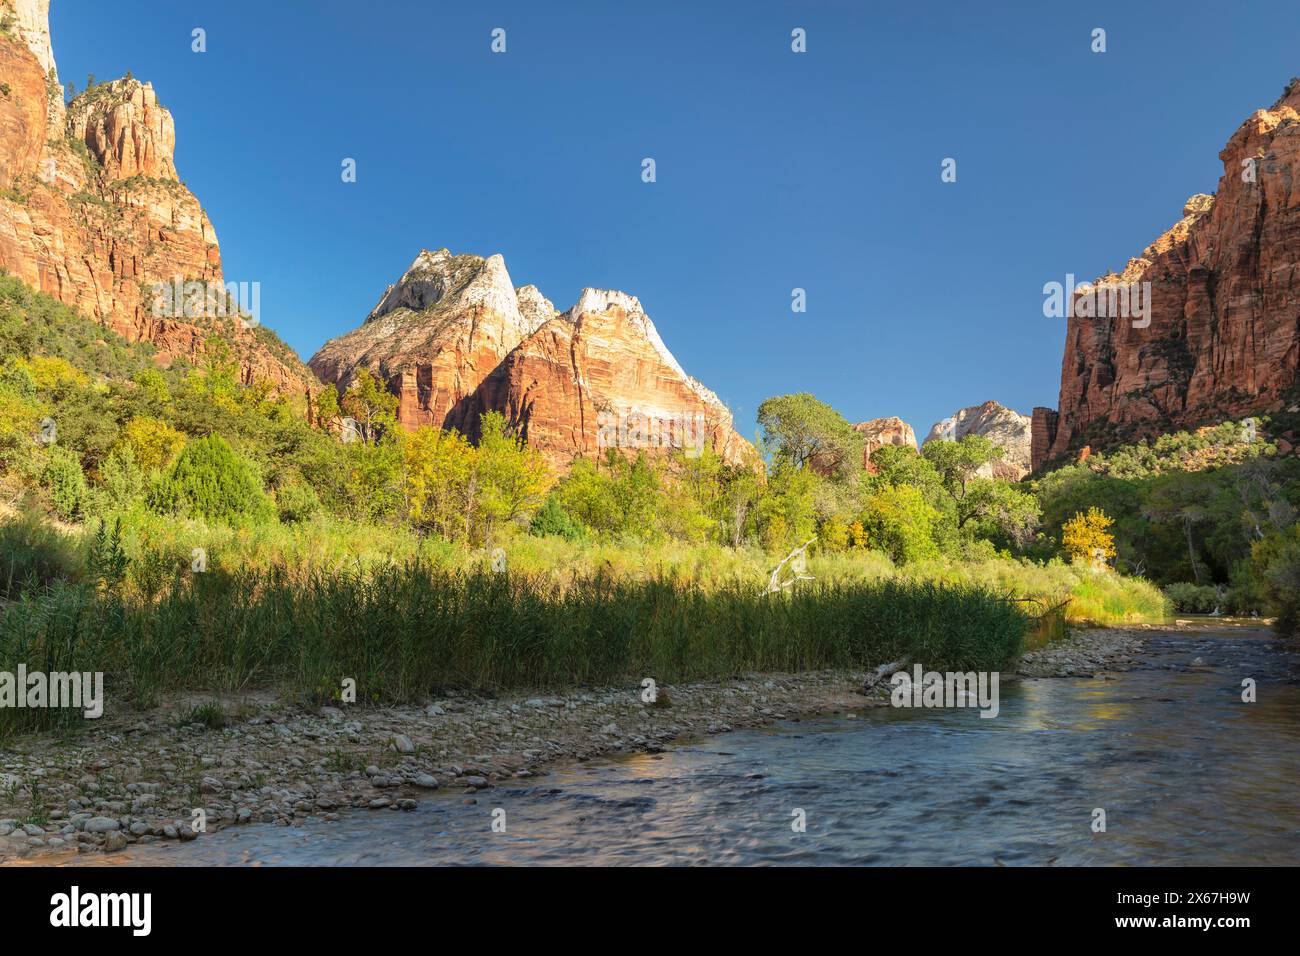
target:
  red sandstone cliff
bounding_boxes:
[310,250,756,469]
[0,0,313,394]
[1033,78,1300,470]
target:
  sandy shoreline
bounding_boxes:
[0,627,1150,863]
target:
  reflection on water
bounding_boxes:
[62,628,1300,866]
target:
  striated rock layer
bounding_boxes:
[924,400,1033,480]
[1034,78,1300,470]
[0,0,313,394]
[310,250,756,469]
[853,417,917,474]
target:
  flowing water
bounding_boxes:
[63,626,1300,866]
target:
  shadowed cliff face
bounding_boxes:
[310,250,757,470]
[1035,79,1300,469]
[0,0,314,394]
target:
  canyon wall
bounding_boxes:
[0,0,313,394]
[1033,79,1300,470]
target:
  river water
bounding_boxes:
[64,625,1300,866]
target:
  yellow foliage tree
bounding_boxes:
[114,416,187,472]
[1062,506,1116,566]
[403,425,476,538]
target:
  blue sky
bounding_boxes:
[49,0,1300,440]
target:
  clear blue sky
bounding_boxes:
[49,0,1300,440]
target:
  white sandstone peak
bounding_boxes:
[515,284,557,335]
[568,287,722,407]
[368,248,522,331]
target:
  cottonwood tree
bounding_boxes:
[757,393,863,476]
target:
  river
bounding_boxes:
[61,625,1300,866]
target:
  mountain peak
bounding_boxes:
[367,248,521,330]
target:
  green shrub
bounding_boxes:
[0,509,78,600]
[148,434,274,525]
[275,480,322,524]
[1163,581,1223,614]
[529,494,585,541]
[41,446,87,521]
[1249,525,1300,635]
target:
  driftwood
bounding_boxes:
[764,537,817,594]
[861,659,908,695]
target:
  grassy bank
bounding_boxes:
[0,560,1029,734]
[3,507,1170,621]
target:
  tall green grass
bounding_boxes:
[0,563,1029,733]
[6,507,1169,624]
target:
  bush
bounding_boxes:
[529,495,585,541]
[148,434,274,525]
[0,509,79,600]
[275,480,322,524]
[41,446,87,521]
[1249,525,1300,635]
[1163,581,1222,613]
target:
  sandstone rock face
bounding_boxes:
[1036,79,1300,469]
[4,0,55,75]
[924,400,1033,480]
[310,250,538,432]
[852,417,917,473]
[311,250,756,469]
[0,2,313,395]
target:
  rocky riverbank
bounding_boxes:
[1015,626,1148,677]
[0,626,1166,864]
[0,670,869,863]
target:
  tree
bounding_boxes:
[756,457,818,550]
[114,415,186,472]
[403,425,475,538]
[313,382,341,430]
[340,368,398,444]
[757,393,863,475]
[923,434,1004,506]
[1062,507,1116,567]
[42,447,87,521]
[148,434,274,525]
[475,412,553,540]
[960,478,1041,549]
[860,483,941,563]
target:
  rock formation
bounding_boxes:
[1033,78,1300,470]
[852,417,917,473]
[0,0,313,394]
[311,250,756,469]
[310,249,542,432]
[924,400,1033,480]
